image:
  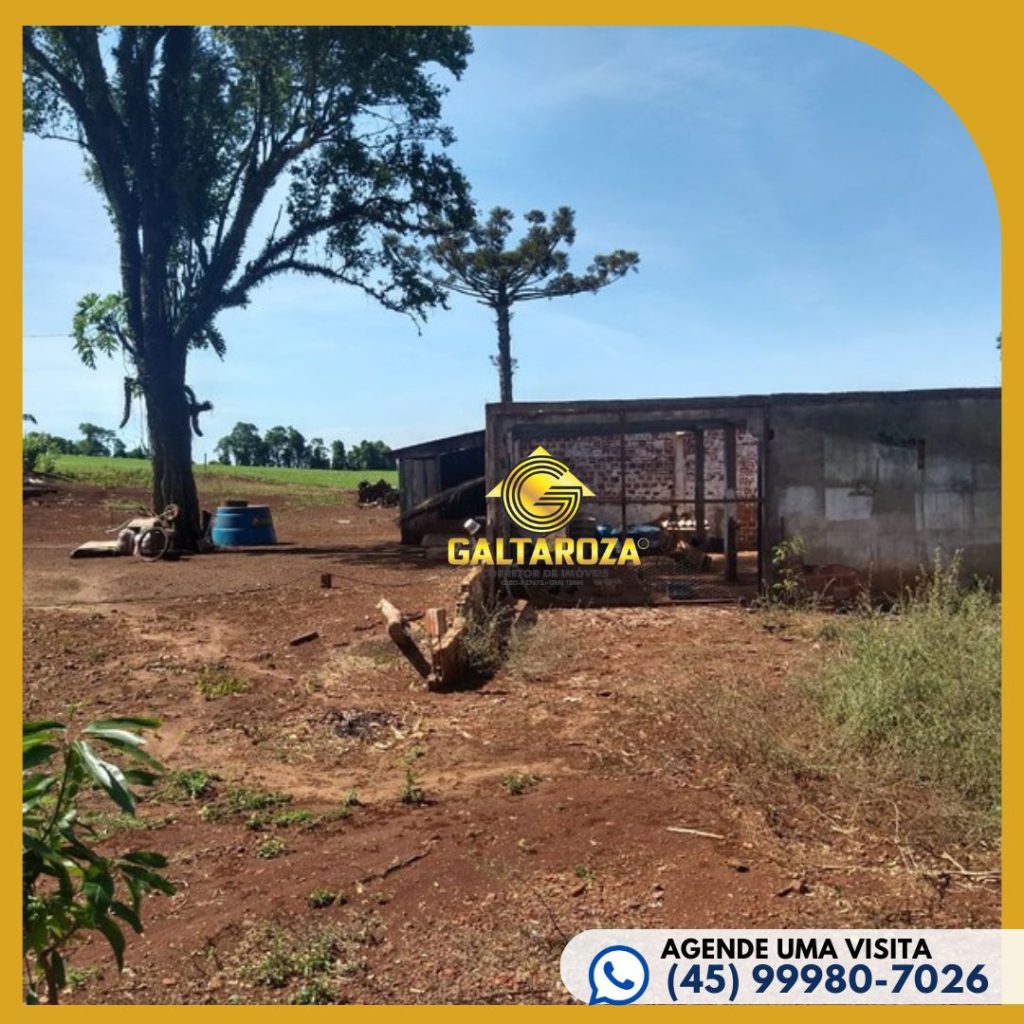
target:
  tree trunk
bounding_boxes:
[40,952,60,1005]
[139,344,203,550]
[495,300,514,403]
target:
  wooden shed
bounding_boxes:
[394,429,485,544]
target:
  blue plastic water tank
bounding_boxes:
[211,505,277,547]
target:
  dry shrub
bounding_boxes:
[696,553,1000,849]
[503,614,582,683]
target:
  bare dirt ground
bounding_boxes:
[23,483,1000,1005]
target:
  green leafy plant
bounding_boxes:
[399,764,426,806]
[247,808,316,832]
[767,535,809,606]
[166,767,215,801]
[501,771,541,796]
[307,888,346,910]
[321,792,362,823]
[23,434,58,475]
[65,964,102,991]
[272,809,315,828]
[196,665,250,700]
[224,786,290,813]
[255,837,287,859]
[202,785,291,822]
[83,810,176,839]
[23,717,175,1004]
[291,978,336,1004]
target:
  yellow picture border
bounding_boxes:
[6,3,1015,1017]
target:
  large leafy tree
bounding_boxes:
[76,422,116,457]
[348,438,395,470]
[24,26,473,546]
[429,206,639,402]
[262,425,291,467]
[214,421,265,466]
[306,437,329,469]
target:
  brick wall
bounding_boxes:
[529,429,760,548]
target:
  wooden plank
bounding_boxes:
[424,608,448,639]
[70,540,122,559]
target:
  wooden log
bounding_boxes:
[435,618,466,690]
[377,598,433,680]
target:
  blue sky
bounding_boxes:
[22,26,1001,457]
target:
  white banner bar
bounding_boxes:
[560,930,1020,1004]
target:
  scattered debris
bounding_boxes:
[326,708,401,740]
[23,474,60,500]
[71,504,181,562]
[320,573,332,589]
[358,479,399,507]
[775,880,811,898]
[288,630,320,647]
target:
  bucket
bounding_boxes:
[211,504,277,547]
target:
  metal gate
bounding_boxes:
[512,422,762,604]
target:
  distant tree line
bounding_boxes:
[23,423,150,469]
[214,423,395,471]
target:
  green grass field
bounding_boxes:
[51,454,397,492]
